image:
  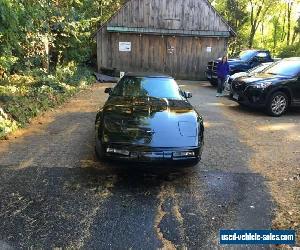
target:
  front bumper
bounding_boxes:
[230,86,268,107]
[205,70,218,82]
[103,144,203,162]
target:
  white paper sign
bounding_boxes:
[119,42,131,52]
[206,47,212,53]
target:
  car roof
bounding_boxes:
[124,72,173,78]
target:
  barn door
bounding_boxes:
[165,36,177,77]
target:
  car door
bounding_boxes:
[288,72,300,105]
[250,52,268,68]
[293,74,300,104]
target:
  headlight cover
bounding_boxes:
[252,81,273,89]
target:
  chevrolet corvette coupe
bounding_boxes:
[95,73,204,163]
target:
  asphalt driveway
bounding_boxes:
[0,82,281,249]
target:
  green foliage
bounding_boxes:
[0,56,18,75]
[0,109,18,138]
[277,42,300,58]
[0,0,124,72]
[3,86,75,126]
[212,0,300,56]
[213,0,249,54]
[0,65,95,138]
[0,0,123,138]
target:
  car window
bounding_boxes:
[249,64,266,73]
[265,60,300,77]
[257,52,267,58]
[239,50,257,61]
[249,63,273,73]
[111,77,184,99]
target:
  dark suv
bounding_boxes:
[206,50,274,86]
[230,58,300,116]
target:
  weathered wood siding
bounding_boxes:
[97,31,227,80]
[108,0,229,32]
[97,0,232,80]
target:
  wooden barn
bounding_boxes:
[96,0,235,80]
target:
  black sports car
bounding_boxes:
[95,73,204,163]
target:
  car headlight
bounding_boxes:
[252,81,272,89]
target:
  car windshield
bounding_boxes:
[264,60,300,77]
[239,50,257,61]
[249,63,272,73]
[111,77,183,99]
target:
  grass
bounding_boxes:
[0,62,95,139]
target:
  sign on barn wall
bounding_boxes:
[206,47,212,53]
[119,42,131,52]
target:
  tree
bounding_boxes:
[248,0,276,48]
[292,15,300,44]
[286,0,294,45]
[212,0,248,54]
[0,0,125,74]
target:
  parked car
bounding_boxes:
[230,57,300,116]
[95,73,204,163]
[206,49,274,86]
[225,62,274,92]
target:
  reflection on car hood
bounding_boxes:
[102,96,201,148]
[231,72,249,79]
[236,73,291,84]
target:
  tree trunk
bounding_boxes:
[273,18,279,51]
[42,35,50,73]
[248,3,263,48]
[287,2,293,46]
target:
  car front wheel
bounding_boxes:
[95,136,105,160]
[266,91,288,117]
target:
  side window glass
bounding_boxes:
[257,52,268,62]
[257,52,267,58]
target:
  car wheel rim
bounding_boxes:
[271,95,287,115]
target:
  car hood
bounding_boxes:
[215,58,246,66]
[102,96,202,148]
[231,72,249,79]
[236,73,291,84]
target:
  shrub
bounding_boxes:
[0,108,18,138]
[55,61,78,85]
[0,65,95,138]
[0,55,18,77]
[277,42,300,58]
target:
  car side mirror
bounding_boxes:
[104,88,112,94]
[184,91,192,99]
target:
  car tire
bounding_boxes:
[95,137,105,160]
[181,158,200,168]
[266,91,289,117]
[238,101,246,107]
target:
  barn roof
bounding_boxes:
[96,0,236,37]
